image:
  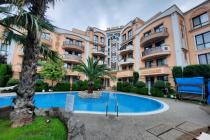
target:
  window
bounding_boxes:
[156,58,166,66]
[108,48,110,55]
[122,34,126,41]
[128,65,133,70]
[145,60,153,68]
[154,24,164,33]
[198,53,210,64]
[41,32,51,40]
[144,44,152,51]
[128,30,132,39]
[157,76,168,81]
[155,40,165,47]
[144,31,151,37]
[108,39,110,46]
[192,12,209,29]
[94,35,98,43]
[75,40,82,46]
[195,31,210,50]
[65,38,73,45]
[100,37,104,44]
[0,43,7,52]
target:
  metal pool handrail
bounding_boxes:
[106,93,119,117]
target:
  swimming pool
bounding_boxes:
[0,92,169,115]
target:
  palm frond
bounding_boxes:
[38,44,61,62]
[3,29,27,45]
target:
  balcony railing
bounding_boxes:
[119,45,133,54]
[63,41,84,52]
[141,46,170,60]
[119,58,134,65]
[140,65,170,76]
[141,27,168,46]
[63,54,82,62]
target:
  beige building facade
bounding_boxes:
[1,0,210,88]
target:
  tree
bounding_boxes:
[73,57,115,94]
[40,60,65,86]
[0,53,7,64]
[0,0,60,127]
[133,71,139,86]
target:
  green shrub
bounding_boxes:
[117,82,122,91]
[151,88,164,97]
[154,80,165,90]
[72,83,78,91]
[94,79,102,90]
[81,80,88,90]
[53,82,70,91]
[35,80,49,92]
[7,79,19,86]
[135,81,146,88]
[183,64,210,78]
[131,87,148,95]
[133,72,139,86]
[172,66,183,79]
[0,64,12,87]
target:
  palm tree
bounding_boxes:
[0,0,59,127]
[73,57,115,94]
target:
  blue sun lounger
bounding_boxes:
[175,77,205,102]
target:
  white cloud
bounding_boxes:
[46,0,207,30]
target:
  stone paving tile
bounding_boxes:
[177,121,204,134]
[147,124,173,136]
[159,129,193,140]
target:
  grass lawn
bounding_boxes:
[0,117,67,140]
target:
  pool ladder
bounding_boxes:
[106,93,119,117]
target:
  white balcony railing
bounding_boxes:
[119,58,134,65]
[63,54,82,61]
[142,45,169,57]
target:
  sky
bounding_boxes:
[46,0,206,31]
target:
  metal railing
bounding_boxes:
[142,46,169,57]
[106,93,119,117]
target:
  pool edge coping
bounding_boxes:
[0,91,169,116]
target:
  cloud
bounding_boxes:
[46,0,206,31]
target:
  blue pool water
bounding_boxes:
[0,92,168,115]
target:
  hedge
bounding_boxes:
[172,65,210,79]
[72,80,102,91]
[35,80,49,92]
[0,64,12,87]
[151,88,164,97]
[53,82,70,91]
[7,79,19,86]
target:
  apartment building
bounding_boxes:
[0,0,209,88]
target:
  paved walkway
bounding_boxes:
[74,97,210,140]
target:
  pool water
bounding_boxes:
[0,92,168,115]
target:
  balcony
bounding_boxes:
[141,46,170,60]
[119,45,133,55]
[66,68,80,76]
[63,54,82,64]
[41,38,52,46]
[140,65,170,76]
[121,36,133,46]
[119,58,134,65]
[92,48,106,57]
[62,41,84,52]
[141,27,169,46]
[117,70,133,78]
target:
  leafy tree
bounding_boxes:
[40,60,65,86]
[0,0,60,127]
[73,57,115,94]
[133,71,139,86]
[0,54,7,64]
